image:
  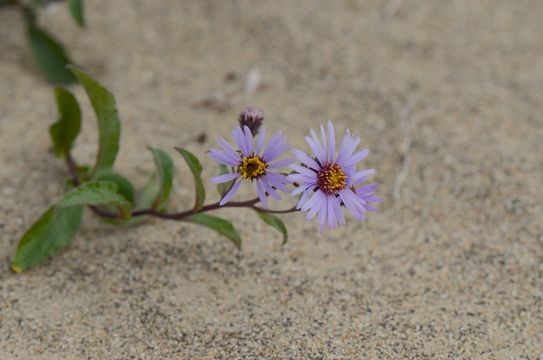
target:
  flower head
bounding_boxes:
[208,125,291,207]
[239,106,264,135]
[288,121,380,231]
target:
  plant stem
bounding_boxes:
[65,153,297,221]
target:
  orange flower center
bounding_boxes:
[317,163,347,194]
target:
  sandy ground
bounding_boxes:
[1,1,543,358]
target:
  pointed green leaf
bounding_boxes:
[185,214,241,249]
[12,205,84,272]
[256,212,288,245]
[149,148,174,210]
[174,147,205,210]
[94,170,134,202]
[68,0,85,27]
[69,66,121,175]
[25,12,76,84]
[59,180,129,209]
[50,87,81,156]
[217,164,235,196]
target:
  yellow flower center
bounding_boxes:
[317,163,347,194]
[239,156,267,180]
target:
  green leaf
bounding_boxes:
[217,165,235,196]
[174,147,205,210]
[59,180,129,209]
[185,214,241,249]
[24,11,76,84]
[68,0,85,27]
[149,148,174,210]
[69,66,121,175]
[12,205,84,272]
[50,87,81,156]
[94,170,134,202]
[256,212,288,245]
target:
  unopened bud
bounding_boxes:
[239,106,264,135]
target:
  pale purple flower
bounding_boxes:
[208,125,291,207]
[288,121,380,231]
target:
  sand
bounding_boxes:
[1,0,542,358]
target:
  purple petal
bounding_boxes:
[336,132,360,164]
[327,196,337,229]
[263,131,289,162]
[290,164,317,177]
[261,179,281,200]
[287,173,317,185]
[326,121,335,163]
[292,149,320,170]
[301,190,325,212]
[305,191,325,220]
[220,179,242,205]
[265,173,290,192]
[352,169,375,185]
[339,188,364,220]
[357,183,379,195]
[318,197,328,232]
[267,158,293,169]
[309,128,327,163]
[217,138,241,162]
[343,148,369,167]
[256,180,269,208]
[210,172,240,184]
[208,149,239,166]
[332,197,346,225]
[232,127,251,156]
[242,126,254,155]
[254,127,266,155]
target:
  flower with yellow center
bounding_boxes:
[209,125,292,207]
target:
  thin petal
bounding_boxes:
[265,173,290,192]
[256,180,269,208]
[232,127,251,156]
[287,173,316,185]
[336,132,360,164]
[305,191,325,220]
[332,197,346,225]
[327,196,337,229]
[208,149,239,166]
[267,158,293,169]
[220,179,242,205]
[254,127,266,155]
[327,121,335,163]
[210,172,240,184]
[261,179,281,200]
[339,188,364,220]
[217,138,241,161]
[301,190,325,212]
[290,164,317,177]
[343,149,369,167]
[242,126,254,155]
[318,197,328,232]
[292,149,320,170]
[263,131,289,162]
[352,169,375,185]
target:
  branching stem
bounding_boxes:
[65,153,298,221]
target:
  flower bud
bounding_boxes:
[239,106,263,135]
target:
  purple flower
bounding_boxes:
[208,125,292,207]
[288,121,380,231]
